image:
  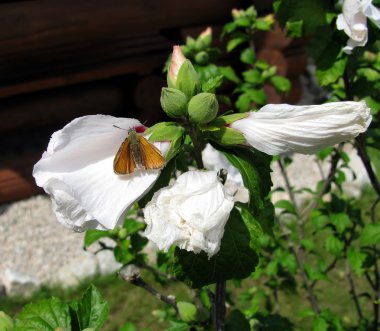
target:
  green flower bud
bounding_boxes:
[160,88,188,118]
[176,60,201,99]
[0,312,14,331]
[188,93,218,124]
[177,301,197,323]
[167,46,186,88]
[118,228,128,239]
[195,27,212,50]
[195,51,209,65]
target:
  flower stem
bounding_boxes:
[188,125,204,169]
[214,281,226,331]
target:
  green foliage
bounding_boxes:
[14,285,108,331]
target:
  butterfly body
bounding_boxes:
[113,129,166,175]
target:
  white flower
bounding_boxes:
[144,170,234,257]
[33,115,169,231]
[337,0,380,53]
[230,101,371,155]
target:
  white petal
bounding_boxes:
[144,170,234,257]
[230,101,372,155]
[33,115,164,231]
[362,1,380,27]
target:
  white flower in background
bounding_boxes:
[337,0,380,53]
[33,115,169,231]
[144,170,234,257]
[230,101,371,155]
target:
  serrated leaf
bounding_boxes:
[202,75,224,93]
[15,298,71,331]
[73,285,109,331]
[217,146,272,214]
[172,207,259,288]
[84,230,112,247]
[330,213,350,234]
[286,20,303,37]
[325,236,344,257]
[360,223,380,245]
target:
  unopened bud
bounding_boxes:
[194,51,209,65]
[188,93,218,124]
[168,46,186,88]
[160,88,188,118]
[195,27,212,49]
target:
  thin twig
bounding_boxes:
[119,267,178,313]
[346,261,364,320]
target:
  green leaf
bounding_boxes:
[301,239,316,252]
[138,156,177,208]
[316,54,347,86]
[84,230,112,247]
[172,207,259,288]
[240,48,255,65]
[123,218,145,235]
[227,36,248,52]
[226,310,250,331]
[166,321,190,331]
[330,213,350,234]
[218,66,241,84]
[119,322,137,331]
[15,298,71,331]
[276,0,331,33]
[243,69,263,84]
[325,236,344,257]
[360,222,380,245]
[275,200,296,214]
[286,20,303,37]
[313,316,328,331]
[217,146,272,213]
[73,285,109,331]
[202,75,224,93]
[347,247,366,276]
[0,311,14,331]
[270,76,291,93]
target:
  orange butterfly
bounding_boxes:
[113,128,166,175]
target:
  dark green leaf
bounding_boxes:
[313,317,328,331]
[226,310,250,331]
[202,75,224,93]
[217,146,272,214]
[15,298,71,331]
[286,20,303,37]
[172,207,259,288]
[227,36,248,52]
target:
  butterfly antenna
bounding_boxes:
[113,125,128,131]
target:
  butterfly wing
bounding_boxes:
[138,136,166,170]
[113,137,136,174]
